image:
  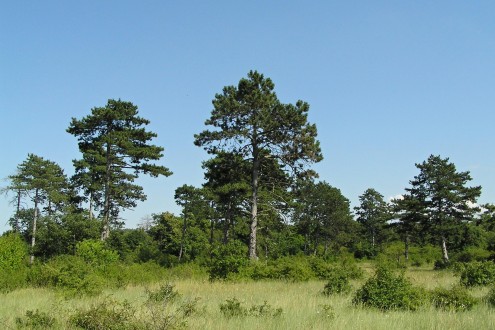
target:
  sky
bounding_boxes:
[1,1,494,233]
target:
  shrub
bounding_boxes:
[430,286,478,311]
[485,286,495,307]
[69,299,140,330]
[146,283,180,303]
[15,310,56,329]
[322,269,352,295]
[455,247,492,262]
[456,261,495,287]
[353,266,425,311]
[219,298,282,318]
[208,240,248,280]
[76,239,119,266]
[219,298,247,318]
[0,233,28,292]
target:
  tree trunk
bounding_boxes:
[102,143,111,240]
[30,189,39,265]
[89,192,93,221]
[178,213,187,262]
[249,151,260,260]
[441,236,449,262]
[404,234,409,261]
[223,201,232,244]
[13,189,21,232]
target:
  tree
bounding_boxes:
[6,154,69,264]
[294,181,355,255]
[67,99,172,240]
[354,188,393,249]
[195,71,323,259]
[397,155,481,262]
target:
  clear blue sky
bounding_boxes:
[1,1,494,233]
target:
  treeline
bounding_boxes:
[2,71,495,278]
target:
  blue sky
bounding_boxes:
[1,1,494,233]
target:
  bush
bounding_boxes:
[146,283,180,304]
[430,286,478,311]
[322,269,352,295]
[69,299,140,330]
[485,286,495,307]
[15,310,56,329]
[208,240,248,280]
[0,233,28,292]
[456,261,495,287]
[454,247,492,262]
[353,266,425,311]
[219,298,282,318]
[76,239,119,266]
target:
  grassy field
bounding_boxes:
[1,266,494,329]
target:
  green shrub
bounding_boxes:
[455,247,492,262]
[219,298,247,318]
[0,233,28,292]
[27,255,103,297]
[76,239,119,266]
[430,286,478,311]
[15,310,56,329]
[485,286,495,307]
[456,261,495,287]
[322,269,352,295]
[208,240,248,280]
[69,299,140,330]
[146,283,180,303]
[272,257,313,282]
[219,298,282,318]
[353,266,425,311]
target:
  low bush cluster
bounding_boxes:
[455,261,495,287]
[353,266,425,311]
[430,286,478,311]
[219,298,283,318]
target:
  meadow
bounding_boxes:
[1,264,494,330]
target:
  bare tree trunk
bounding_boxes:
[441,236,449,262]
[404,234,409,261]
[30,189,39,265]
[13,189,21,232]
[249,151,260,260]
[102,143,111,240]
[89,192,93,221]
[178,213,187,262]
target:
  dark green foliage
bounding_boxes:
[294,181,355,256]
[455,261,495,287]
[430,286,478,311]
[67,99,172,239]
[395,155,482,262]
[0,233,28,292]
[454,246,492,263]
[323,270,352,295]
[219,298,282,318]
[195,71,322,259]
[15,310,56,329]
[208,240,248,280]
[353,266,425,311]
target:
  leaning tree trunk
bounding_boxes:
[30,189,39,265]
[178,213,187,262]
[249,153,260,260]
[441,236,449,262]
[102,143,111,240]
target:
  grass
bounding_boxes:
[1,266,494,329]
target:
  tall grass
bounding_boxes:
[1,267,494,329]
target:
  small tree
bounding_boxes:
[6,154,69,264]
[397,155,481,262]
[354,188,392,249]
